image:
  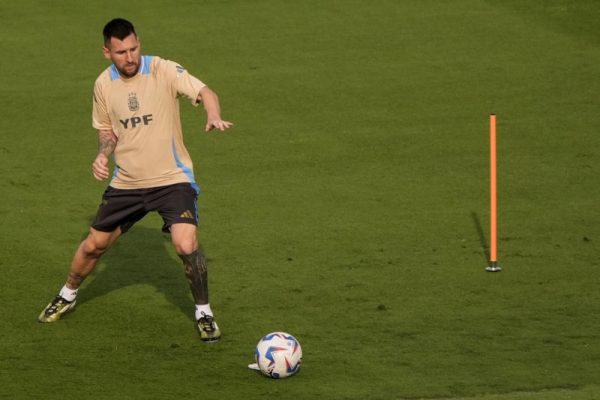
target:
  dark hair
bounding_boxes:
[103,18,136,46]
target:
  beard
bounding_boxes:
[117,61,140,78]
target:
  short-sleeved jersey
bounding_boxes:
[92,55,205,192]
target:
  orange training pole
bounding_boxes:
[487,114,501,272]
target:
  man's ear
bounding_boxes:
[102,46,111,60]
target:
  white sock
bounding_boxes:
[59,285,78,302]
[195,304,214,320]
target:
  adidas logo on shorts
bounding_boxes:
[180,210,194,219]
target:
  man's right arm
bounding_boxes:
[92,129,118,181]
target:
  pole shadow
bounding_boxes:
[470,211,490,264]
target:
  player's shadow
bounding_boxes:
[76,223,194,320]
[470,211,490,263]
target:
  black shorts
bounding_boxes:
[92,183,199,234]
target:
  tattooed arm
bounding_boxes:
[92,129,118,181]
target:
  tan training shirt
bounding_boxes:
[92,55,205,192]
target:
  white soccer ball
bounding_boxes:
[254,332,302,379]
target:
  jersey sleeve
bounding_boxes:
[92,79,112,130]
[161,59,206,106]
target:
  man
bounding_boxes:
[38,18,233,343]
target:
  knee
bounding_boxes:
[173,237,197,256]
[81,234,111,258]
[170,224,198,256]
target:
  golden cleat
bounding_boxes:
[197,313,221,343]
[38,295,77,323]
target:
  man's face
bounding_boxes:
[103,33,141,78]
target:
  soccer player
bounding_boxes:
[38,18,232,342]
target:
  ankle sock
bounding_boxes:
[195,304,213,320]
[59,285,78,302]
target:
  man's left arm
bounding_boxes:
[197,86,234,132]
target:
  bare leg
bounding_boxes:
[171,223,209,305]
[65,227,122,289]
[170,223,220,341]
[39,227,122,322]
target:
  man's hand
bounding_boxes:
[205,118,234,132]
[92,153,110,181]
[198,87,234,132]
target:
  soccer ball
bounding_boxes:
[254,332,302,379]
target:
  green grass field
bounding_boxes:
[1,1,599,399]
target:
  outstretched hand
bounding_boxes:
[205,118,234,132]
[198,86,233,132]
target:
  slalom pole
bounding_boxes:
[487,114,501,272]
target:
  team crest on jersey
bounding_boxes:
[128,92,139,112]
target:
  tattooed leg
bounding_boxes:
[179,249,209,305]
[66,272,86,290]
[64,228,121,290]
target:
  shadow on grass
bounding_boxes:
[470,211,490,264]
[75,223,195,321]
